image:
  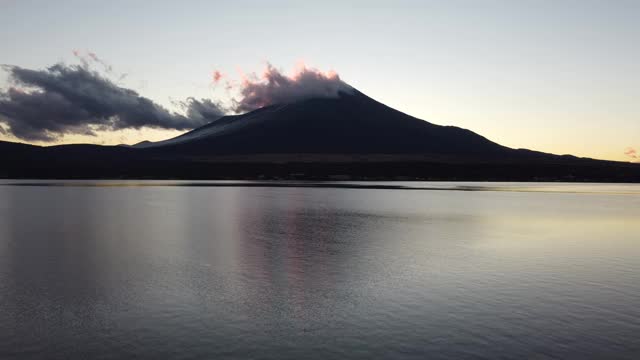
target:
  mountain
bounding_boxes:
[136,89,518,158]
[1,89,639,181]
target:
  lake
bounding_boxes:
[0,181,639,359]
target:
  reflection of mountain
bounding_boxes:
[228,187,491,327]
[2,89,640,181]
[233,188,354,315]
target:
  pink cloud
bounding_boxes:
[212,70,223,83]
[220,62,352,113]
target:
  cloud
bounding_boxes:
[0,62,224,141]
[73,50,116,75]
[229,63,353,113]
[0,57,351,142]
[625,147,638,160]
[212,70,223,83]
[87,52,113,73]
[181,97,226,124]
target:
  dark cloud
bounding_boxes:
[625,147,638,160]
[0,59,353,142]
[225,63,353,113]
[0,63,224,141]
[182,97,226,123]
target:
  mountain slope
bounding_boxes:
[138,90,515,158]
[2,89,639,181]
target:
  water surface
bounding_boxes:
[0,181,639,359]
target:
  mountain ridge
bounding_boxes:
[1,88,639,181]
[135,89,513,156]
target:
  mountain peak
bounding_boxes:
[136,88,511,157]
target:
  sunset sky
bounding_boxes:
[1,0,638,162]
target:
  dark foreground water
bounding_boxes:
[0,181,639,359]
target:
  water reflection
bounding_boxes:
[2,180,640,196]
[0,183,639,359]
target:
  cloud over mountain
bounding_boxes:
[0,56,351,142]
[218,63,353,113]
[0,62,223,142]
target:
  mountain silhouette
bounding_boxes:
[136,89,519,158]
[1,88,639,181]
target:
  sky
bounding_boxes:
[0,0,638,161]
